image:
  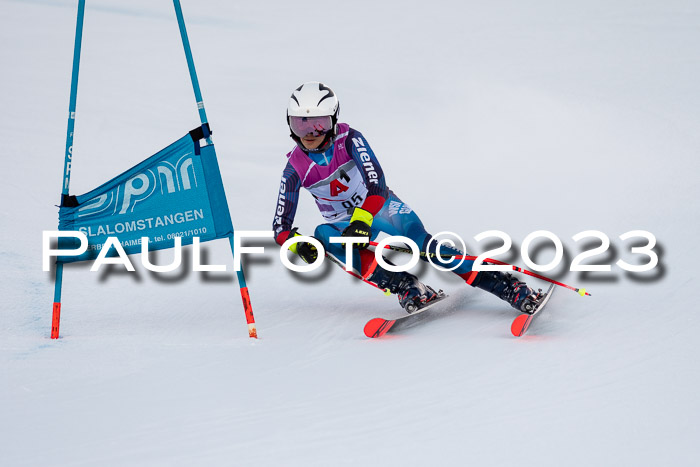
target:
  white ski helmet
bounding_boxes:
[287,81,339,152]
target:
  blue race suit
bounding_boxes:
[273,123,476,282]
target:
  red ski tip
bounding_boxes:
[364,318,397,338]
[511,314,529,337]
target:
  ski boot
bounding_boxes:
[472,271,543,314]
[368,265,439,314]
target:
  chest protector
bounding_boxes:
[286,124,368,222]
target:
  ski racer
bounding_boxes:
[272,81,543,314]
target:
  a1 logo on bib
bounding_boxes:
[330,178,349,197]
[329,169,351,197]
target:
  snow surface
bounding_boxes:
[1,0,699,465]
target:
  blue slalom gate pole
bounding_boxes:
[52,0,86,339]
[173,0,257,338]
[173,0,209,130]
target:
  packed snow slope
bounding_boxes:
[1,1,699,466]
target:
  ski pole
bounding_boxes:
[370,241,591,297]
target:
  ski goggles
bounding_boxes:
[289,116,333,138]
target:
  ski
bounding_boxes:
[510,283,556,337]
[364,291,448,338]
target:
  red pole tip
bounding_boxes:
[51,302,61,339]
[248,324,258,339]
